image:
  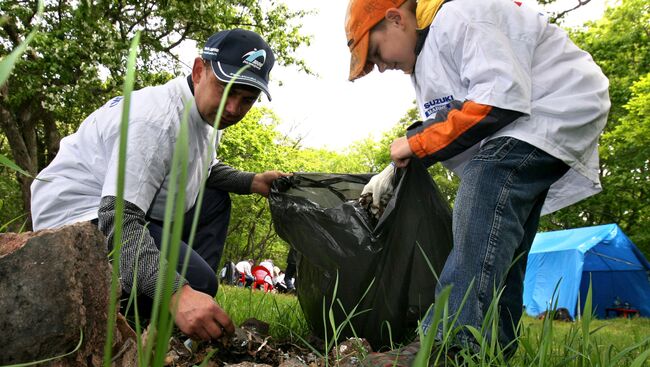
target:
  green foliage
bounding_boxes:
[217,108,369,266]
[216,284,650,366]
[215,102,459,266]
[569,0,650,128]
[597,73,650,254]
[0,0,311,227]
[216,285,310,342]
[349,105,460,206]
[218,108,289,265]
[0,157,24,229]
[541,0,650,257]
[103,31,141,367]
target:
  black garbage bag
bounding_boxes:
[269,159,453,349]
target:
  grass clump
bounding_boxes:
[220,282,650,367]
[216,285,310,342]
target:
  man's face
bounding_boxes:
[367,12,417,74]
[192,58,260,129]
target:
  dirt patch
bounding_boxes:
[160,318,372,366]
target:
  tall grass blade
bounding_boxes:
[0,155,33,178]
[180,65,250,275]
[414,285,452,367]
[196,348,219,367]
[416,241,440,283]
[0,213,27,232]
[0,0,44,86]
[579,277,594,367]
[147,100,191,367]
[103,31,140,367]
[610,336,650,365]
[630,348,650,367]
[145,64,251,367]
[3,328,82,367]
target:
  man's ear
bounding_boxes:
[191,57,205,84]
[385,8,404,27]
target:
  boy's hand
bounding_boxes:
[170,285,235,341]
[361,163,395,208]
[390,137,413,168]
[251,171,291,197]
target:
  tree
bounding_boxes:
[568,0,650,129]
[217,107,369,266]
[349,105,460,205]
[0,0,310,228]
[540,0,650,257]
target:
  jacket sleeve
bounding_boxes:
[206,162,255,194]
[406,100,523,167]
[98,196,186,298]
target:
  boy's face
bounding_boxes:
[367,10,417,75]
[192,57,260,129]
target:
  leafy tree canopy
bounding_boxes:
[0,0,311,225]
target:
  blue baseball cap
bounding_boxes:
[202,29,275,100]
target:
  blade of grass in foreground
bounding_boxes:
[578,277,594,367]
[102,31,141,367]
[413,285,452,367]
[179,65,250,275]
[0,0,44,86]
[0,155,34,178]
[0,0,45,179]
[162,66,254,367]
[149,100,191,367]
[3,328,83,367]
[145,65,253,367]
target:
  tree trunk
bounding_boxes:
[0,87,55,230]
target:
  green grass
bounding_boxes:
[520,316,650,352]
[215,285,650,367]
[3,10,649,365]
[514,316,650,366]
[216,285,311,342]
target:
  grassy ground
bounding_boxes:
[520,316,650,352]
[216,285,311,342]
[216,285,650,366]
[513,316,650,365]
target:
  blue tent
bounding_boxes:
[523,224,650,319]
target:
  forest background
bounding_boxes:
[0,0,648,268]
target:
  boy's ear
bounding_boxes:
[385,8,404,27]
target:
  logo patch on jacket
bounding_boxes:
[423,95,453,117]
[109,96,123,108]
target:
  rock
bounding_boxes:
[0,222,136,366]
[328,338,372,367]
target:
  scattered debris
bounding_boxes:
[157,318,374,366]
[358,192,393,221]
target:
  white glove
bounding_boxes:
[361,163,396,208]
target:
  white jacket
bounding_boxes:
[412,0,610,214]
[31,77,220,230]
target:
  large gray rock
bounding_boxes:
[0,222,125,365]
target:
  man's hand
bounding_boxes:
[251,170,291,197]
[361,163,396,209]
[390,136,413,168]
[170,285,235,341]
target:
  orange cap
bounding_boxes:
[345,0,407,81]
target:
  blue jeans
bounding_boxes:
[422,137,569,355]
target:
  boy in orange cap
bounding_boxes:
[346,0,610,363]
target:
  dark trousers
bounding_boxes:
[123,187,231,318]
